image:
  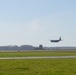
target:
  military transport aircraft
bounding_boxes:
[50,37,62,43]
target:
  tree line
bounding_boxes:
[0,45,35,50]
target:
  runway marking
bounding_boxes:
[0,56,76,59]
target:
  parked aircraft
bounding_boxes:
[50,37,62,43]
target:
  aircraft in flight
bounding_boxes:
[50,37,62,43]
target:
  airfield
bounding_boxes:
[0,50,76,75]
[0,56,76,59]
[0,50,76,59]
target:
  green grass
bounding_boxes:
[0,50,76,75]
[0,51,76,57]
[0,59,76,75]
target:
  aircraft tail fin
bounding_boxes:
[59,37,61,41]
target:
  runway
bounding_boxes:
[0,56,76,59]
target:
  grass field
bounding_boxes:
[0,59,76,75]
[0,50,76,57]
[0,50,76,75]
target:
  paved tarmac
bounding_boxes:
[0,56,76,59]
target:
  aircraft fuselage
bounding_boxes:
[50,40,60,42]
[50,37,61,43]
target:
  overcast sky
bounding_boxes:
[0,0,76,47]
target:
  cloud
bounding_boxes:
[29,23,38,31]
[27,20,41,32]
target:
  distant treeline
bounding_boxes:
[0,45,35,50]
[0,45,76,50]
